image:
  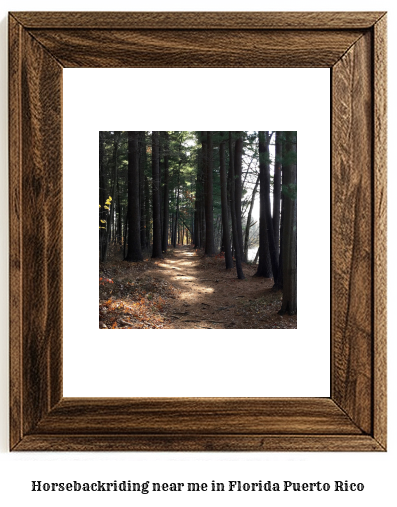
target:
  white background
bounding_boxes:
[0,1,394,507]
[63,67,330,398]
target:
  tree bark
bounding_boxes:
[203,131,215,256]
[151,131,163,258]
[139,132,146,251]
[229,131,245,279]
[194,145,203,248]
[262,131,279,286]
[162,131,170,253]
[219,138,233,269]
[125,131,143,262]
[273,131,283,260]
[199,145,206,249]
[234,134,244,261]
[173,167,180,248]
[255,131,273,278]
[279,131,297,315]
[144,174,150,251]
[116,174,122,245]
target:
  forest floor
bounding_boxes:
[99,245,297,330]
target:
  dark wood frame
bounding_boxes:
[9,11,387,451]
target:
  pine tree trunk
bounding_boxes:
[151,131,163,258]
[234,135,244,261]
[116,175,122,245]
[194,147,202,248]
[162,131,170,253]
[273,131,283,260]
[219,138,233,269]
[174,173,180,248]
[126,131,143,262]
[262,132,279,286]
[123,213,128,260]
[198,143,206,250]
[144,174,150,252]
[204,131,215,256]
[229,131,245,279]
[255,131,273,278]
[194,184,199,248]
[139,132,146,251]
[279,131,297,315]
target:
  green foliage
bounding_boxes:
[99,131,296,253]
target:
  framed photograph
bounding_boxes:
[9,11,387,451]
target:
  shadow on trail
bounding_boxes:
[99,245,296,330]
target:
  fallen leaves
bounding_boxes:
[99,245,297,330]
[99,277,114,285]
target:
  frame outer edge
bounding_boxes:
[8,11,387,452]
[373,14,387,449]
[9,14,23,450]
[9,11,387,30]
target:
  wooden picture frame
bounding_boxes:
[9,11,387,451]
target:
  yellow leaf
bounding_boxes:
[104,206,109,210]
[99,204,101,207]
[100,220,106,223]
[108,196,112,200]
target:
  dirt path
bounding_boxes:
[99,245,296,330]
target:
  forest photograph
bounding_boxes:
[99,131,297,330]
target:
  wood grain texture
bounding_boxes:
[27,29,364,68]
[8,11,387,452]
[9,15,23,450]
[11,11,385,29]
[373,14,387,449]
[332,32,373,434]
[9,18,63,448]
[32,398,362,435]
[21,28,64,433]
[14,435,383,452]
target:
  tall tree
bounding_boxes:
[273,131,283,260]
[151,131,163,258]
[229,131,245,279]
[193,164,200,248]
[262,131,279,286]
[202,131,215,256]
[162,131,170,252]
[139,131,147,251]
[144,172,151,251]
[198,144,206,249]
[125,131,143,262]
[255,131,273,278]
[116,173,122,245]
[234,134,244,261]
[279,131,297,315]
[173,170,180,247]
[172,136,182,247]
[219,135,233,269]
